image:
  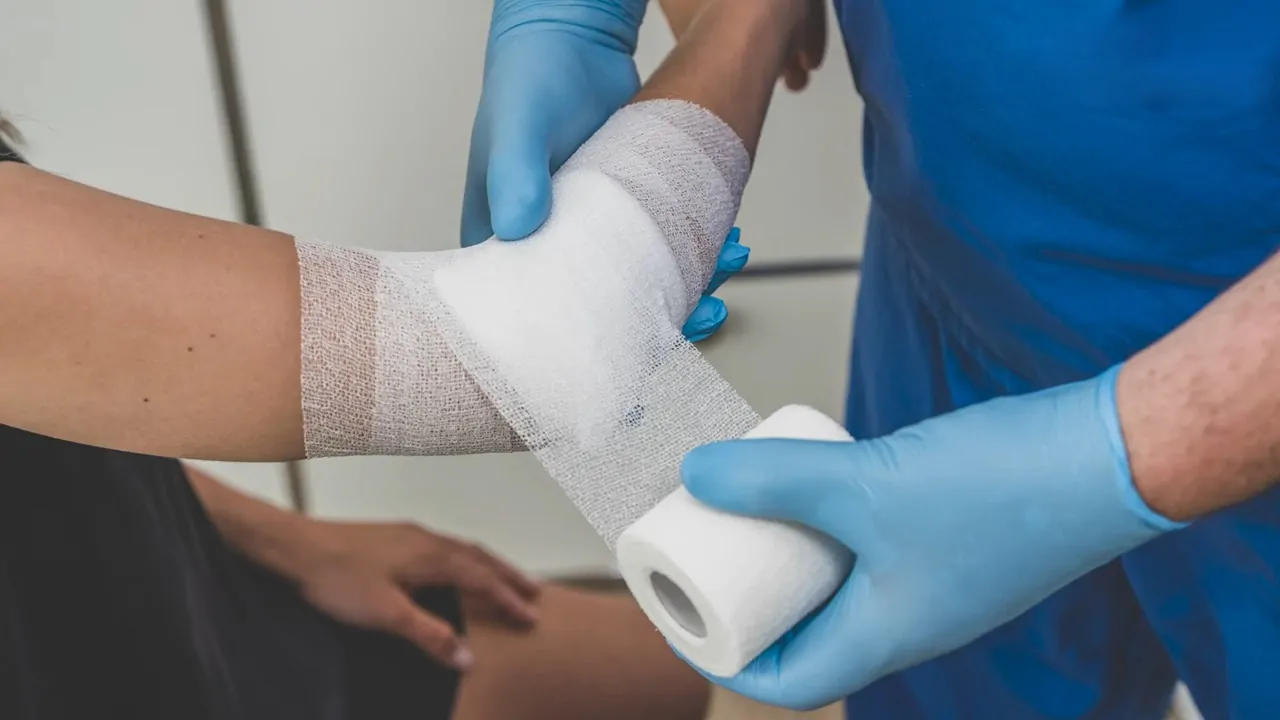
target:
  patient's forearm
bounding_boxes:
[0,7,774,463]
[636,0,809,157]
[0,162,306,460]
[0,163,520,462]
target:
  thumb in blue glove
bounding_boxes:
[461,0,646,248]
[680,366,1185,710]
[462,2,746,344]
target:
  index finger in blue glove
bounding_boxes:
[681,436,881,547]
[680,435,904,708]
[682,297,728,343]
[705,227,749,294]
[681,229,750,342]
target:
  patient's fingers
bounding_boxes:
[381,590,475,671]
[403,535,539,628]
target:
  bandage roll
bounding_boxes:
[616,405,855,678]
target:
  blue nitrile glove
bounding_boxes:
[680,366,1186,710]
[683,227,749,342]
[462,0,647,248]
[463,1,743,342]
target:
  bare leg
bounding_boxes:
[453,584,710,720]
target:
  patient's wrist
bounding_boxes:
[634,0,807,155]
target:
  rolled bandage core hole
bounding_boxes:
[650,571,707,638]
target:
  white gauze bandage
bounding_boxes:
[427,98,763,542]
[298,99,753,470]
[297,99,851,677]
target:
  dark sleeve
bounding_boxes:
[0,136,25,164]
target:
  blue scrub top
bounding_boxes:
[833,3,1280,718]
[837,0,1279,390]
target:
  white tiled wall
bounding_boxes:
[0,1,237,221]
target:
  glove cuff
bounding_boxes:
[1097,364,1189,533]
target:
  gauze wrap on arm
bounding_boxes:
[298,99,751,461]
[297,100,852,678]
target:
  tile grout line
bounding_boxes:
[200,0,309,513]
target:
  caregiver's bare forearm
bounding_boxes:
[1118,250,1280,521]
[0,162,305,460]
[635,0,808,156]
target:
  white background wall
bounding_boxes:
[1,0,867,575]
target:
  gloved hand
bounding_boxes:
[680,366,1185,710]
[683,227,749,342]
[461,0,646,248]
[463,1,744,342]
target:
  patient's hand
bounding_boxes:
[781,0,828,91]
[287,520,541,670]
[185,463,539,670]
[660,0,826,91]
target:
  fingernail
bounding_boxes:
[452,644,475,671]
[723,243,751,269]
[711,301,728,325]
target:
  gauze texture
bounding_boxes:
[559,99,750,314]
[298,99,761,545]
[298,242,522,456]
